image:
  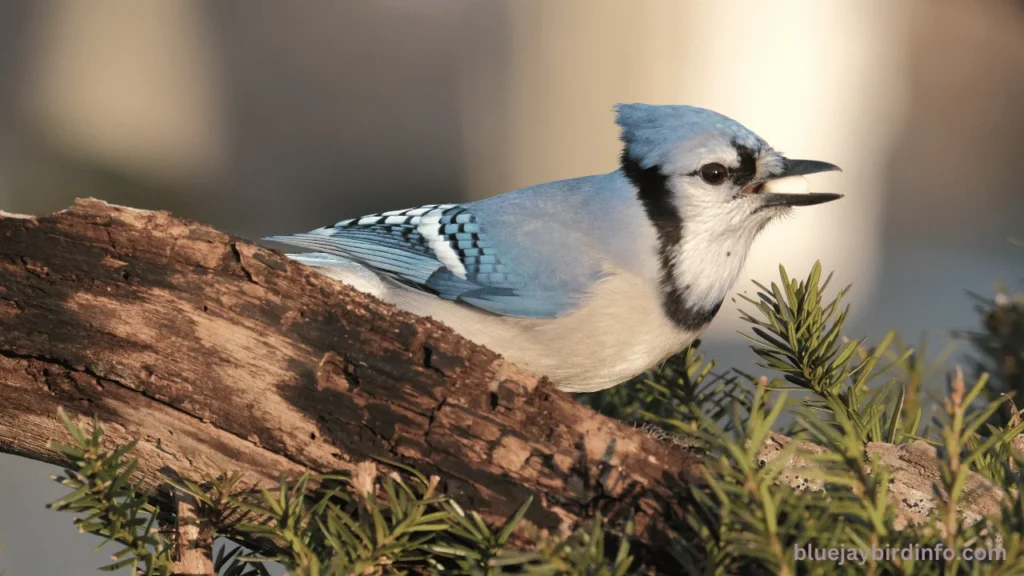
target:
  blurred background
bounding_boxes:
[0,0,1022,573]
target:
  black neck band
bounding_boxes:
[621,151,725,331]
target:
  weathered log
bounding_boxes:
[0,198,701,548]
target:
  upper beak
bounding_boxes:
[756,158,843,209]
[777,158,842,178]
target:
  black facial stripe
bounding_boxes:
[732,143,758,186]
[682,143,759,186]
[621,150,681,247]
[620,150,725,332]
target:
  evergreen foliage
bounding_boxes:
[41,257,1024,574]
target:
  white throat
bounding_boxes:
[670,194,767,312]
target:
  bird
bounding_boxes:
[264,103,842,393]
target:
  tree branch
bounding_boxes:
[0,199,700,549]
[173,490,215,576]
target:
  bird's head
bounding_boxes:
[616,103,843,331]
[617,103,841,242]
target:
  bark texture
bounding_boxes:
[0,199,1009,554]
[0,199,701,548]
[173,491,215,576]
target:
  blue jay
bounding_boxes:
[264,104,841,393]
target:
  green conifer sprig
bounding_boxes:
[192,468,451,575]
[48,415,639,575]
[661,360,1024,575]
[957,242,1024,425]
[212,544,272,576]
[668,384,805,575]
[738,262,910,442]
[164,472,272,575]
[47,409,174,575]
[429,498,636,575]
[595,261,1024,574]
[961,290,1024,397]
[880,334,957,441]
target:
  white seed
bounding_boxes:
[763,175,810,194]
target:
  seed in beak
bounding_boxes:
[762,175,810,194]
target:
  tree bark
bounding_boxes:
[0,199,1008,555]
[173,491,215,576]
[0,198,701,548]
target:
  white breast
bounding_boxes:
[386,267,699,392]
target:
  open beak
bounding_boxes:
[756,158,843,209]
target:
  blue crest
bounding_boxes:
[615,103,765,169]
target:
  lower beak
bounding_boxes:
[759,191,844,208]
[756,158,843,209]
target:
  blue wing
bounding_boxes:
[264,203,590,318]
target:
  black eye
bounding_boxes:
[699,163,729,185]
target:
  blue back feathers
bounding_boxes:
[264,202,589,318]
[615,103,765,170]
